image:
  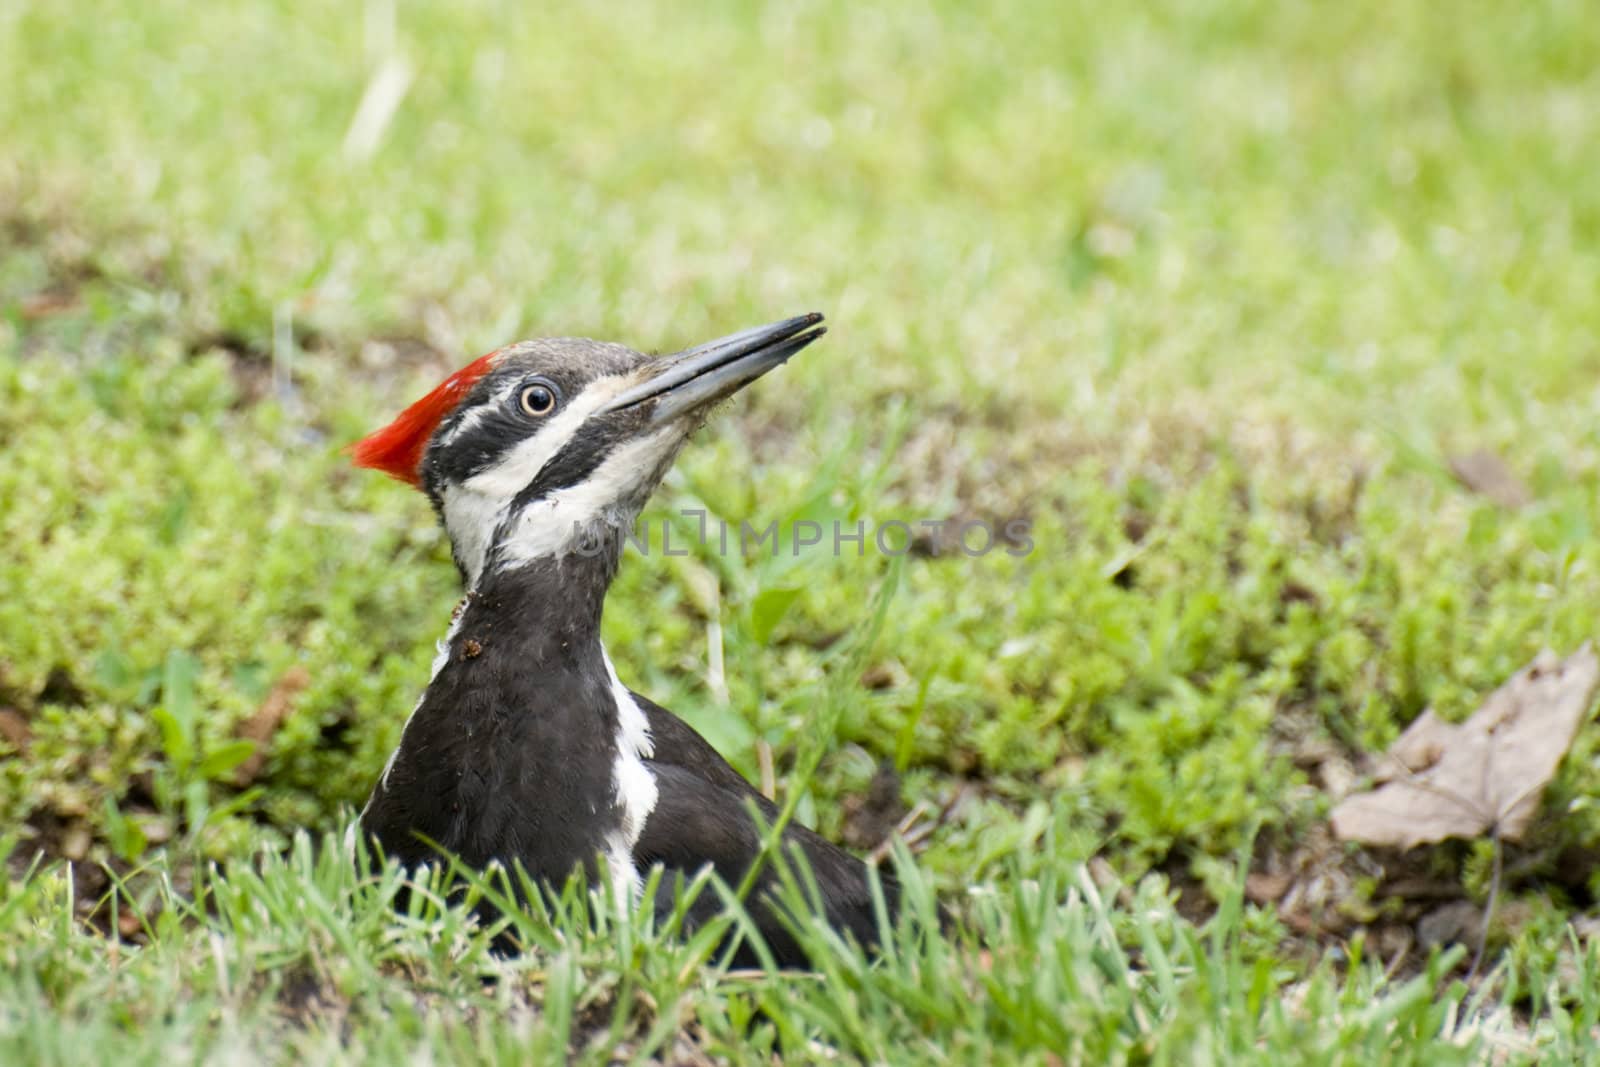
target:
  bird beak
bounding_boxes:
[603,312,826,424]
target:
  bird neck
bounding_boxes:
[364,548,640,880]
[461,549,619,657]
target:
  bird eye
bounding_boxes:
[518,380,559,417]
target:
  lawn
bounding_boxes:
[3,0,1600,1061]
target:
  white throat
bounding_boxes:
[440,483,506,589]
[440,425,683,589]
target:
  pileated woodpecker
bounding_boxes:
[350,313,900,964]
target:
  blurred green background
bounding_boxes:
[3,0,1599,943]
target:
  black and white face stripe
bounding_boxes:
[507,415,652,513]
[489,426,684,573]
[413,319,822,589]
[423,350,628,489]
[418,339,679,588]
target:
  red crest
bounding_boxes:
[349,351,499,486]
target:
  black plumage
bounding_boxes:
[354,314,905,966]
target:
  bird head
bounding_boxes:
[351,313,825,587]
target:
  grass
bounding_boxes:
[3,0,1600,1060]
[4,829,1558,1065]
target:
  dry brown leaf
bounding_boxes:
[1330,645,1600,849]
[1245,871,1292,905]
[0,707,31,752]
[232,666,310,787]
[1449,450,1533,509]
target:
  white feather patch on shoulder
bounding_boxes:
[601,646,658,904]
